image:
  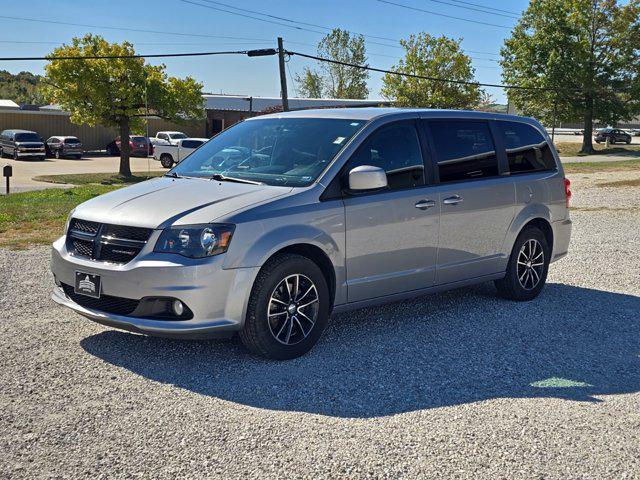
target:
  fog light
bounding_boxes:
[173,300,184,316]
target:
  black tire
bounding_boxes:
[160,154,174,168]
[626,138,631,145]
[13,149,18,160]
[54,149,61,159]
[494,226,550,301]
[75,154,82,159]
[239,253,331,360]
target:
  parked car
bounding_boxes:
[51,109,572,359]
[153,137,208,168]
[594,127,631,144]
[106,135,153,157]
[46,136,83,159]
[152,131,188,146]
[626,128,640,136]
[0,129,46,160]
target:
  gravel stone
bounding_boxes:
[1,172,639,479]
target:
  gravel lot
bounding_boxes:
[1,172,639,479]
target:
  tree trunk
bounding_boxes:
[580,95,595,154]
[118,117,132,177]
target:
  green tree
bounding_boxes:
[0,70,46,105]
[43,34,204,176]
[381,33,482,109]
[296,68,324,98]
[501,0,640,153]
[296,28,369,99]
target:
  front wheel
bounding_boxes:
[495,226,550,301]
[240,254,331,360]
[54,149,61,159]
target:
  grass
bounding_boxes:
[597,178,640,188]
[562,159,640,174]
[554,141,640,157]
[0,186,118,249]
[34,171,165,186]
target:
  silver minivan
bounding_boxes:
[51,108,572,359]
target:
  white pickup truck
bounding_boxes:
[151,131,188,146]
[153,137,208,168]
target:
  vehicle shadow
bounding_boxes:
[81,283,640,418]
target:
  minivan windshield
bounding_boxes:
[15,132,41,142]
[170,117,364,187]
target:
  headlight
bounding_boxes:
[154,224,235,258]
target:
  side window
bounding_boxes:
[497,121,556,174]
[347,122,425,190]
[429,121,499,183]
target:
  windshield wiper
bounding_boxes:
[164,172,182,179]
[211,173,263,185]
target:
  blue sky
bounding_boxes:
[0,0,530,103]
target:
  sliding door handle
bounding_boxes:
[443,195,463,205]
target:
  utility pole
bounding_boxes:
[277,37,289,112]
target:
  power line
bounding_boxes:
[447,0,521,16]
[376,0,513,29]
[0,15,276,42]
[422,0,519,19]
[0,49,261,61]
[183,0,401,44]
[287,50,573,92]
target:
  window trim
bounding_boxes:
[324,119,433,200]
[422,119,505,185]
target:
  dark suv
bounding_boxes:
[0,129,46,160]
[594,128,632,144]
[46,136,83,159]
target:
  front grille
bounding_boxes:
[62,284,139,316]
[70,218,99,235]
[66,218,152,265]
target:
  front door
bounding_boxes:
[424,119,515,285]
[344,121,439,302]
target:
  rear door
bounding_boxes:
[343,120,440,302]
[422,119,515,285]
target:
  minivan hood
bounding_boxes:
[72,177,292,228]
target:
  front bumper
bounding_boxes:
[16,150,45,158]
[50,236,259,339]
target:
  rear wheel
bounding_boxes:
[240,253,330,360]
[626,138,631,145]
[13,149,18,160]
[160,153,174,168]
[495,226,550,301]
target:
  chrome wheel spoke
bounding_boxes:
[516,238,544,291]
[268,273,319,346]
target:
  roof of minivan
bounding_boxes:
[249,107,540,125]
[3,129,37,134]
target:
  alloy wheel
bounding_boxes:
[517,239,544,291]
[267,274,319,345]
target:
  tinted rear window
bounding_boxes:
[64,137,80,144]
[15,132,41,142]
[181,140,204,149]
[496,121,556,174]
[131,137,148,142]
[429,121,499,183]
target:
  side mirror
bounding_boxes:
[348,165,388,191]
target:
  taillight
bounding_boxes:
[564,177,572,207]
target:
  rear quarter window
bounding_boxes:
[181,140,204,149]
[496,121,556,174]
